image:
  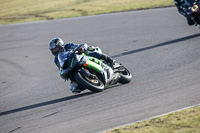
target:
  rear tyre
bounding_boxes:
[118,66,132,84]
[75,72,104,92]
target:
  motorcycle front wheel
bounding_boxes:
[75,72,105,92]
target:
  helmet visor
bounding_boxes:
[51,46,60,56]
[49,41,56,49]
[52,47,59,52]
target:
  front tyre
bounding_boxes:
[75,72,104,92]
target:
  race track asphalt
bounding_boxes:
[0,7,200,133]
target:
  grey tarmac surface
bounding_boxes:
[0,7,200,133]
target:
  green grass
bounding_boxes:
[0,0,174,25]
[105,105,200,133]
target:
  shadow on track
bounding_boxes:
[0,84,123,116]
[0,91,95,116]
[112,33,200,58]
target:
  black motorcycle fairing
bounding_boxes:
[59,52,81,79]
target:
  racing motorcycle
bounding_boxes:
[182,0,200,27]
[58,45,132,92]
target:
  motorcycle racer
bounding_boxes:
[174,0,197,26]
[49,37,115,93]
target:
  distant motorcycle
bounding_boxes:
[182,0,200,27]
[58,45,132,92]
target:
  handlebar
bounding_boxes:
[71,44,87,54]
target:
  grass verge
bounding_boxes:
[0,0,174,25]
[104,105,200,133]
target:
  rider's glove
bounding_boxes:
[77,47,85,54]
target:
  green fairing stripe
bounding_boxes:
[86,58,103,73]
[70,58,74,67]
[89,57,101,64]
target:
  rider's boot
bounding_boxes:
[100,53,116,67]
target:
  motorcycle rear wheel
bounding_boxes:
[118,66,132,84]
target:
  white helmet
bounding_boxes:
[49,38,64,56]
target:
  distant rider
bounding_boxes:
[174,0,197,26]
[49,38,115,94]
